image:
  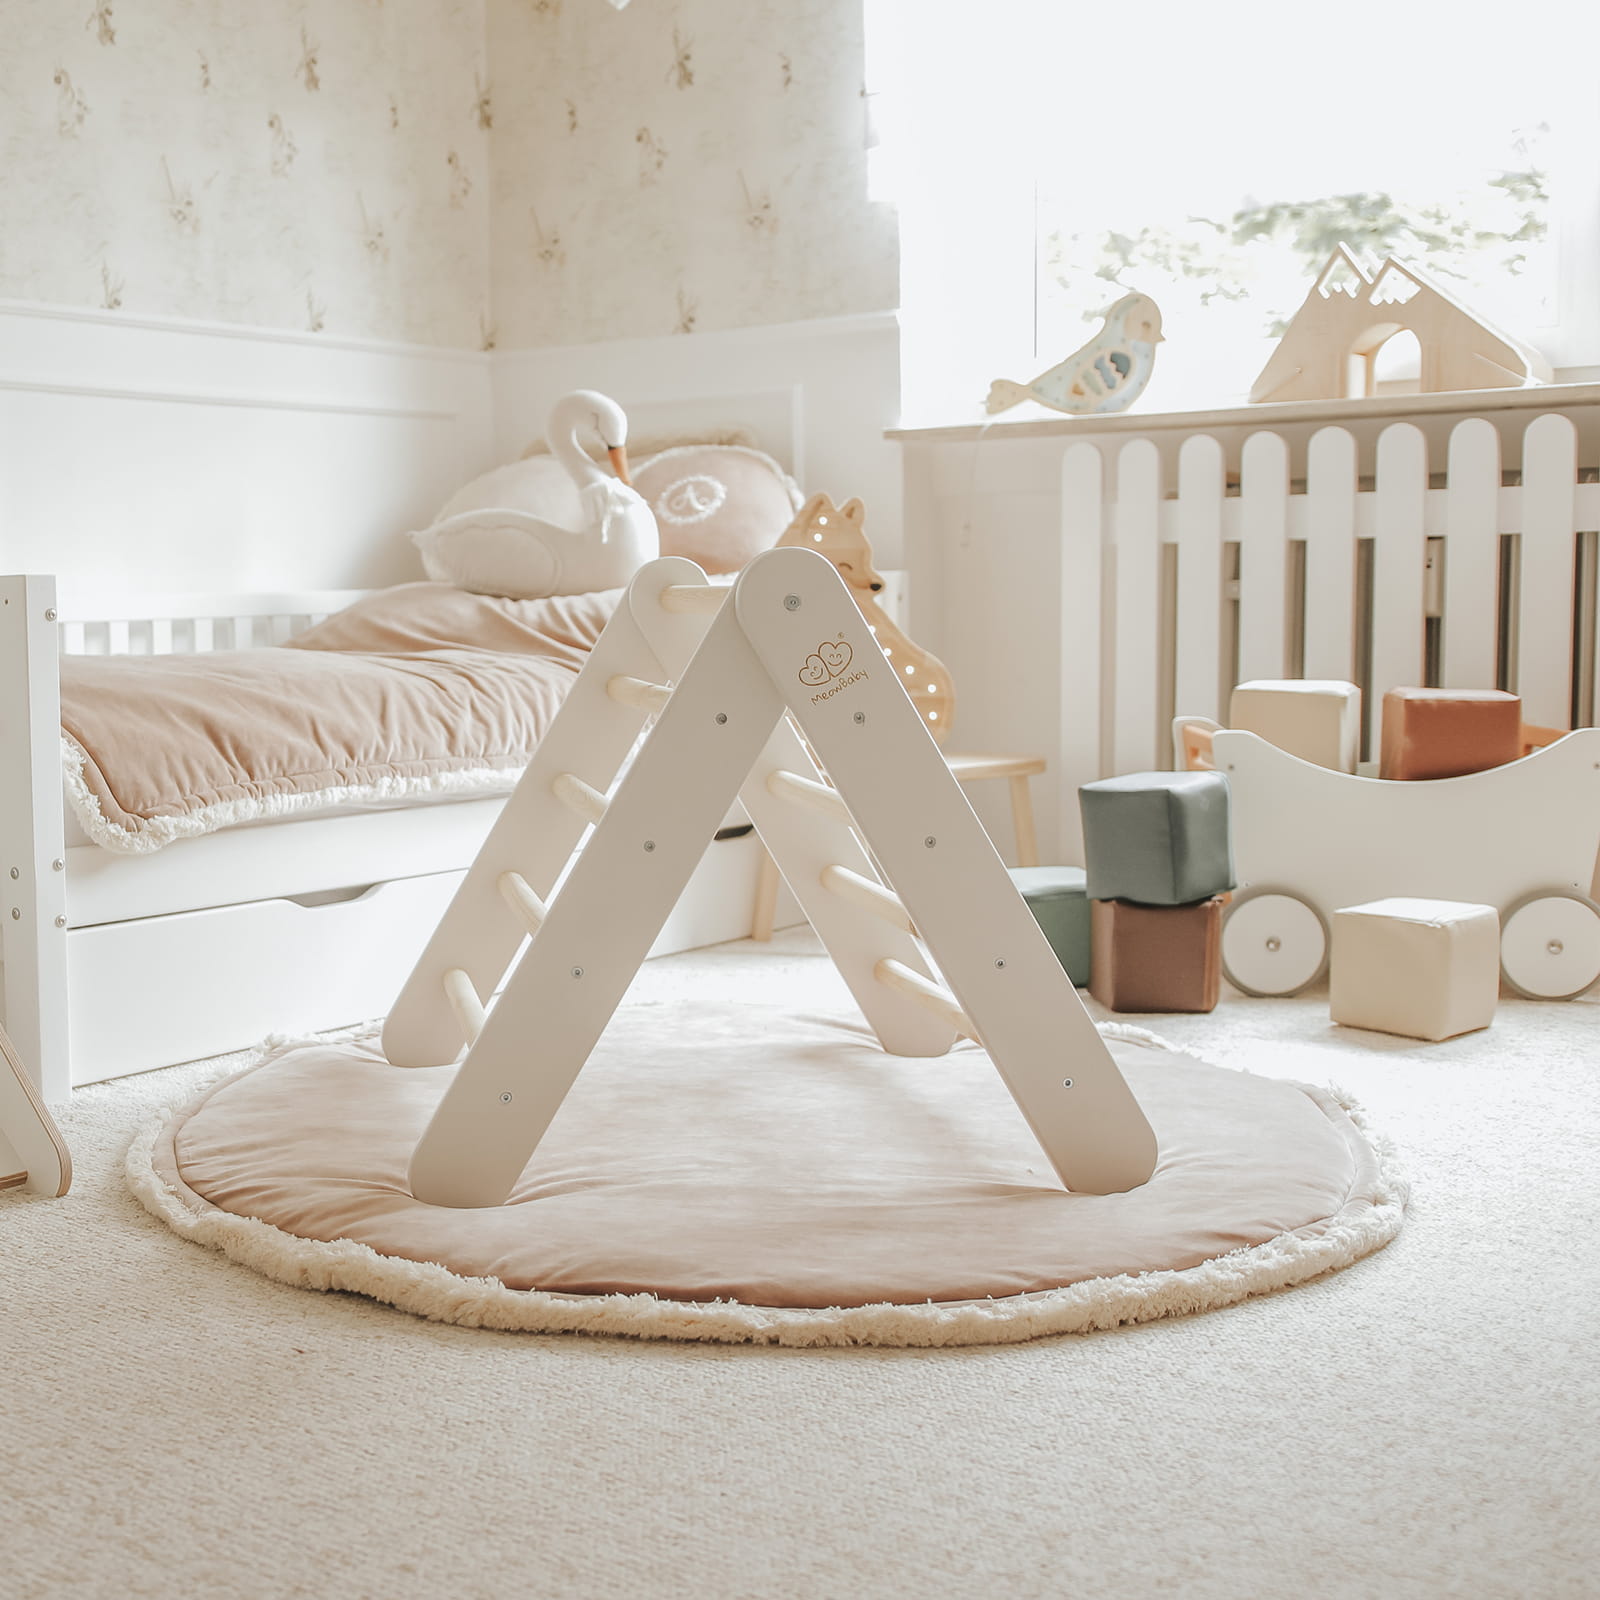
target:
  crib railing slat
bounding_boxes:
[1302,427,1359,683]
[1060,443,1105,848]
[1518,413,1578,727]
[1237,431,1290,685]
[1368,423,1429,754]
[1442,418,1501,690]
[1111,439,1163,772]
[1174,435,1226,725]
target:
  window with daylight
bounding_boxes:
[866,0,1600,425]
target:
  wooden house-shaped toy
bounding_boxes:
[1249,245,1551,404]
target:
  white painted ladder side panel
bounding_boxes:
[1303,427,1359,682]
[1368,424,1429,755]
[1518,413,1578,727]
[381,596,671,1068]
[629,571,956,1059]
[406,601,790,1208]
[737,551,1158,1200]
[1059,443,1105,860]
[1111,440,1163,773]
[1174,434,1226,724]
[1237,431,1290,684]
[0,1023,69,1197]
[1443,419,1502,690]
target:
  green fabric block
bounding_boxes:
[1078,771,1235,906]
[1009,865,1092,986]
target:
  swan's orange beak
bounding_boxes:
[606,444,632,486]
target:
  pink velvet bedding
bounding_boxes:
[60,583,621,853]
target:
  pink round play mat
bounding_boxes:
[130,1002,1405,1348]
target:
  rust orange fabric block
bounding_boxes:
[1089,896,1224,1014]
[1379,687,1522,781]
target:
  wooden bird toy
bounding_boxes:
[986,292,1164,416]
[776,493,955,743]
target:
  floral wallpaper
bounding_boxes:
[0,0,493,348]
[486,0,898,346]
[0,0,895,349]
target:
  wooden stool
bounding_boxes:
[751,751,1046,940]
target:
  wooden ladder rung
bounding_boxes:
[820,863,915,934]
[874,958,976,1039]
[443,968,486,1046]
[552,772,610,826]
[659,584,727,615]
[767,768,853,825]
[497,870,548,934]
[607,674,673,715]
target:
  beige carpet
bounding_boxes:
[4,929,1596,1599]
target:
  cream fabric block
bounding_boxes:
[1231,680,1362,772]
[1331,898,1500,1041]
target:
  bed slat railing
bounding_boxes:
[3,580,369,1102]
[52,589,367,656]
[1063,413,1600,793]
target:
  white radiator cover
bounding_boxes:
[901,400,1600,865]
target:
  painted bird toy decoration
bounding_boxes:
[985,292,1164,416]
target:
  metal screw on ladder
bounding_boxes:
[52,860,63,872]
[44,608,56,622]
[784,594,801,611]
[54,916,65,929]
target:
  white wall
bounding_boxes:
[0,0,492,349]
[487,0,896,349]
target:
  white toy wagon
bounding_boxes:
[1173,717,1600,1000]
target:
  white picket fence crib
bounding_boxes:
[1060,412,1600,778]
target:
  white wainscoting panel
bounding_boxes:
[492,312,906,561]
[0,301,495,592]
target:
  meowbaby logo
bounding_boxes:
[798,637,868,704]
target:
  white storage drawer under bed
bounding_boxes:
[65,870,468,1085]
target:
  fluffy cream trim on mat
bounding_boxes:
[62,734,524,855]
[126,1027,1408,1349]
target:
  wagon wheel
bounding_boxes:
[1221,887,1329,997]
[1498,891,1600,1000]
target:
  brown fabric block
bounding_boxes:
[1379,687,1522,781]
[1090,896,1224,1014]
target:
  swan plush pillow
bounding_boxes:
[412,391,659,600]
[630,445,803,574]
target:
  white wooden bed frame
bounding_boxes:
[0,574,769,1105]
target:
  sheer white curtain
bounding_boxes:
[869,0,1600,422]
